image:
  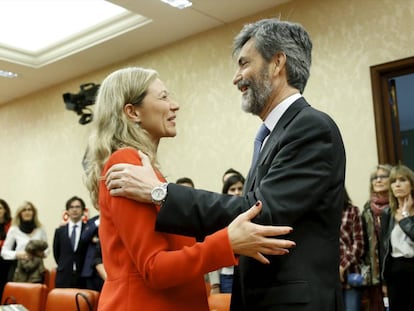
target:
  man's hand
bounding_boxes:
[105,150,160,203]
[228,201,295,264]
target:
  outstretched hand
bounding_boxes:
[228,201,295,264]
[105,150,160,203]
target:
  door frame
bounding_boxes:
[370,56,414,165]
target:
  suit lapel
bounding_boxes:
[245,98,310,192]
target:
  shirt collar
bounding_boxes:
[264,93,302,131]
[69,220,82,228]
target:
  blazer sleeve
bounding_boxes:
[156,105,345,238]
[102,148,237,289]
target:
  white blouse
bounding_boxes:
[0,225,49,260]
[391,223,414,258]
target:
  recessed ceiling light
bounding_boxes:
[0,70,18,78]
[0,0,152,68]
[0,0,127,52]
[160,0,192,9]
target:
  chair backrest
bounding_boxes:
[1,282,48,311]
[208,293,231,311]
[45,288,100,311]
[46,267,57,292]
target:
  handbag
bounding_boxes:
[75,292,93,311]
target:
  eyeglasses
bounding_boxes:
[22,208,33,212]
[371,175,389,181]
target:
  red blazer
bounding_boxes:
[98,148,236,311]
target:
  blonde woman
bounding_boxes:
[361,164,391,310]
[1,201,49,282]
[84,67,295,311]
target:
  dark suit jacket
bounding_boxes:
[53,222,89,288]
[155,98,346,311]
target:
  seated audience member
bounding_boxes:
[83,66,294,310]
[53,196,90,288]
[0,199,12,297]
[339,189,364,311]
[1,201,49,283]
[380,165,414,311]
[175,177,194,188]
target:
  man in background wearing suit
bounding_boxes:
[104,18,346,311]
[53,196,89,288]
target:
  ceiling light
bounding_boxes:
[160,0,192,9]
[0,70,18,78]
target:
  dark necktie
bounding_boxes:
[251,123,270,167]
[70,224,77,251]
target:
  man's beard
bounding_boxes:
[240,66,272,116]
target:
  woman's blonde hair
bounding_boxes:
[388,164,414,214]
[12,201,42,227]
[84,67,159,209]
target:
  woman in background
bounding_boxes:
[361,164,391,311]
[339,189,364,311]
[0,199,12,297]
[380,165,414,311]
[84,67,295,311]
[1,201,49,282]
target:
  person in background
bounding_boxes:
[84,66,295,311]
[175,177,194,188]
[222,168,243,184]
[380,164,414,311]
[361,164,392,311]
[1,201,49,283]
[104,18,346,310]
[80,214,104,291]
[210,173,246,294]
[53,196,89,288]
[0,199,12,298]
[340,189,364,311]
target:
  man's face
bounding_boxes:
[67,199,84,222]
[233,39,273,116]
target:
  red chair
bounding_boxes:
[208,293,231,311]
[1,282,48,311]
[46,267,57,292]
[45,288,100,311]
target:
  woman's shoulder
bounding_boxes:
[107,147,142,165]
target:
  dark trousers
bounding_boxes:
[386,256,414,311]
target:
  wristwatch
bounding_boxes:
[151,183,168,205]
[402,210,410,218]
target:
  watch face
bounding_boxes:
[152,187,166,201]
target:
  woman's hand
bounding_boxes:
[228,201,295,264]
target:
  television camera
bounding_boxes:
[63,83,100,125]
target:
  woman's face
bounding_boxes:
[227,181,244,196]
[390,174,412,200]
[372,168,390,195]
[137,79,179,142]
[20,205,34,222]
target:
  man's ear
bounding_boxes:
[273,52,286,69]
[123,103,141,123]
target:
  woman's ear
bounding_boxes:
[123,103,141,123]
